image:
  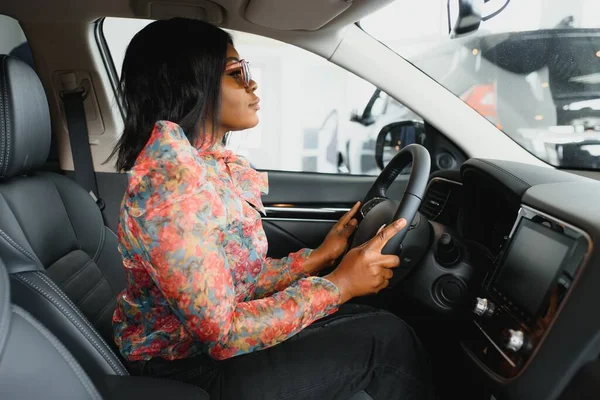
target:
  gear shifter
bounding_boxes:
[435,233,461,267]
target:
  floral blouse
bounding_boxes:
[112,121,341,361]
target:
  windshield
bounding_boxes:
[361,0,600,170]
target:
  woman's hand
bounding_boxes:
[307,202,361,274]
[324,218,407,303]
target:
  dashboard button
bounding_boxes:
[473,297,495,317]
[506,329,525,352]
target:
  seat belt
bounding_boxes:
[61,86,105,212]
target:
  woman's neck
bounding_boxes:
[195,121,227,148]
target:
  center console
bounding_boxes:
[462,205,591,380]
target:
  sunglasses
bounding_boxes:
[225,59,252,88]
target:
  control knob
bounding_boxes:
[505,329,525,352]
[436,233,461,266]
[473,297,495,317]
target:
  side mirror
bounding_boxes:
[375,121,426,170]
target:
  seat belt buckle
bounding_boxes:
[60,86,88,100]
[88,191,106,211]
[59,72,88,99]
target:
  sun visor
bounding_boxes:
[244,0,353,31]
[132,0,225,24]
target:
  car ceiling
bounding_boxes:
[1,0,395,34]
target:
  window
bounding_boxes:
[102,17,422,175]
[361,0,600,171]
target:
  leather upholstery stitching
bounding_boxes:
[77,277,107,306]
[0,262,9,357]
[12,306,103,399]
[0,57,4,176]
[33,271,128,373]
[14,272,127,375]
[3,59,9,178]
[32,272,128,373]
[93,298,116,326]
[1,56,8,177]
[60,258,93,288]
[47,174,81,248]
[47,173,105,263]
[106,226,119,240]
[92,224,105,262]
[0,227,40,263]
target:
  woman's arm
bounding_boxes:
[253,203,360,299]
[252,247,333,299]
[135,190,341,361]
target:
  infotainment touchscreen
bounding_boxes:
[493,218,574,317]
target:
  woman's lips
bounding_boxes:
[250,98,260,110]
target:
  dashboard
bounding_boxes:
[417,158,600,400]
[460,168,520,257]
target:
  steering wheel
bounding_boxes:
[349,144,431,284]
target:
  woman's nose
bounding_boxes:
[246,79,257,93]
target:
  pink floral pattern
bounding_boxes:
[112,121,341,361]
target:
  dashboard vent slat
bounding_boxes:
[420,179,457,220]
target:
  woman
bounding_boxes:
[111,17,433,400]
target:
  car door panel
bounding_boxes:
[263,171,410,257]
[262,220,335,259]
[263,220,335,259]
[263,171,409,204]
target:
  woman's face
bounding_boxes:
[219,44,260,133]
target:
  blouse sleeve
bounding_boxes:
[252,249,313,299]
[134,188,341,360]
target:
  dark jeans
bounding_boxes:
[129,304,434,400]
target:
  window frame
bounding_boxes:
[94,17,125,120]
[95,18,426,176]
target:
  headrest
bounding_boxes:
[0,55,51,179]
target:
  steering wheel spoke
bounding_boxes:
[359,196,388,219]
[351,144,431,285]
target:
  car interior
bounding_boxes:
[0,0,600,399]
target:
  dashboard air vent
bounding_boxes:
[420,179,461,221]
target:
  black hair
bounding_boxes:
[108,17,233,171]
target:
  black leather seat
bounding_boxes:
[0,54,209,399]
[0,256,208,399]
[0,54,213,398]
[0,54,132,380]
[0,256,106,399]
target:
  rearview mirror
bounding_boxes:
[451,0,482,36]
[375,121,426,170]
[450,0,511,36]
